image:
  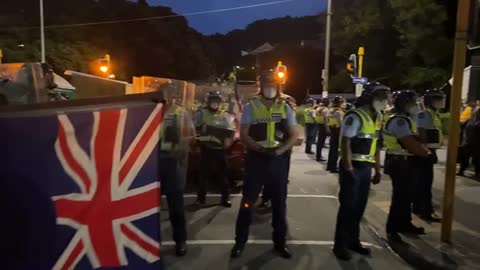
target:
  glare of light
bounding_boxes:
[277,72,285,78]
[108,74,116,79]
[100,66,108,73]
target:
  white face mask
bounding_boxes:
[209,102,219,110]
[432,100,445,110]
[372,99,387,112]
[262,87,277,99]
[407,104,420,116]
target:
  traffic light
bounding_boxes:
[274,61,287,85]
[346,54,357,78]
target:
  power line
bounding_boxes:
[0,0,294,31]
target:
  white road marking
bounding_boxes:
[160,240,381,249]
[162,194,338,199]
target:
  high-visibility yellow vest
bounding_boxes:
[383,114,417,156]
[340,108,381,163]
[304,107,315,124]
[197,109,233,148]
[315,107,327,124]
[160,104,184,151]
[424,108,443,149]
[249,97,288,149]
[328,108,344,128]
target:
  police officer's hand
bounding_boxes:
[372,172,382,185]
[275,148,286,157]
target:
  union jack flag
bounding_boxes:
[0,103,165,270]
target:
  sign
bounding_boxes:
[355,84,363,97]
[0,104,165,270]
[352,77,368,84]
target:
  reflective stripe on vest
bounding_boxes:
[345,108,379,163]
[249,98,287,148]
[425,108,443,148]
[160,104,183,151]
[315,107,326,124]
[328,108,344,128]
[383,114,417,156]
[304,107,315,124]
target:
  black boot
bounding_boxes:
[349,243,371,256]
[333,247,352,261]
[230,243,245,258]
[274,244,292,259]
[221,198,232,208]
[175,242,187,257]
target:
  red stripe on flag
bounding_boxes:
[58,122,91,193]
[62,239,84,270]
[119,107,164,185]
[121,224,160,257]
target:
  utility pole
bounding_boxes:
[441,0,472,243]
[322,0,332,97]
[40,0,46,63]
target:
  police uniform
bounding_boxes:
[383,114,420,233]
[158,103,189,245]
[413,108,442,216]
[304,106,317,154]
[195,108,235,204]
[334,108,381,252]
[234,96,296,247]
[327,107,344,172]
[315,106,329,161]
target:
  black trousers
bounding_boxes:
[334,161,372,250]
[385,155,416,233]
[316,124,328,160]
[459,146,480,176]
[235,152,289,245]
[413,152,436,215]
[159,155,187,243]
[327,127,340,172]
[262,151,292,202]
[305,123,317,153]
[197,146,230,202]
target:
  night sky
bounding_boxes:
[147,0,325,35]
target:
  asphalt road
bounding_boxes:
[159,147,412,270]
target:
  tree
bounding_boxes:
[389,0,453,88]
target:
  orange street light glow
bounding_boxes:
[277,72,285,78]
[100,66,108,73]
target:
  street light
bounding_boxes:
[40,0,45,63]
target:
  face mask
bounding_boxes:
[432,100,445,110]
[372,99,387,112]
[262,87,277,99]
[209,102,219,110]
[407,104,420,116]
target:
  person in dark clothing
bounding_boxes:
[459,107,480,179]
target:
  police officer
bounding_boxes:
[157,88,195,256]
[327,96,345,173]
[333,83,389,260]
[304,97,317,154]
[383,90,431,240]
[413,89,446,222]
[195,91,235,207]
[231,69,298,259]
[315,98,330,162]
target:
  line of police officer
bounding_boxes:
[332,83,446,260]
[303,95,346,172]
[157,74,445,260]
